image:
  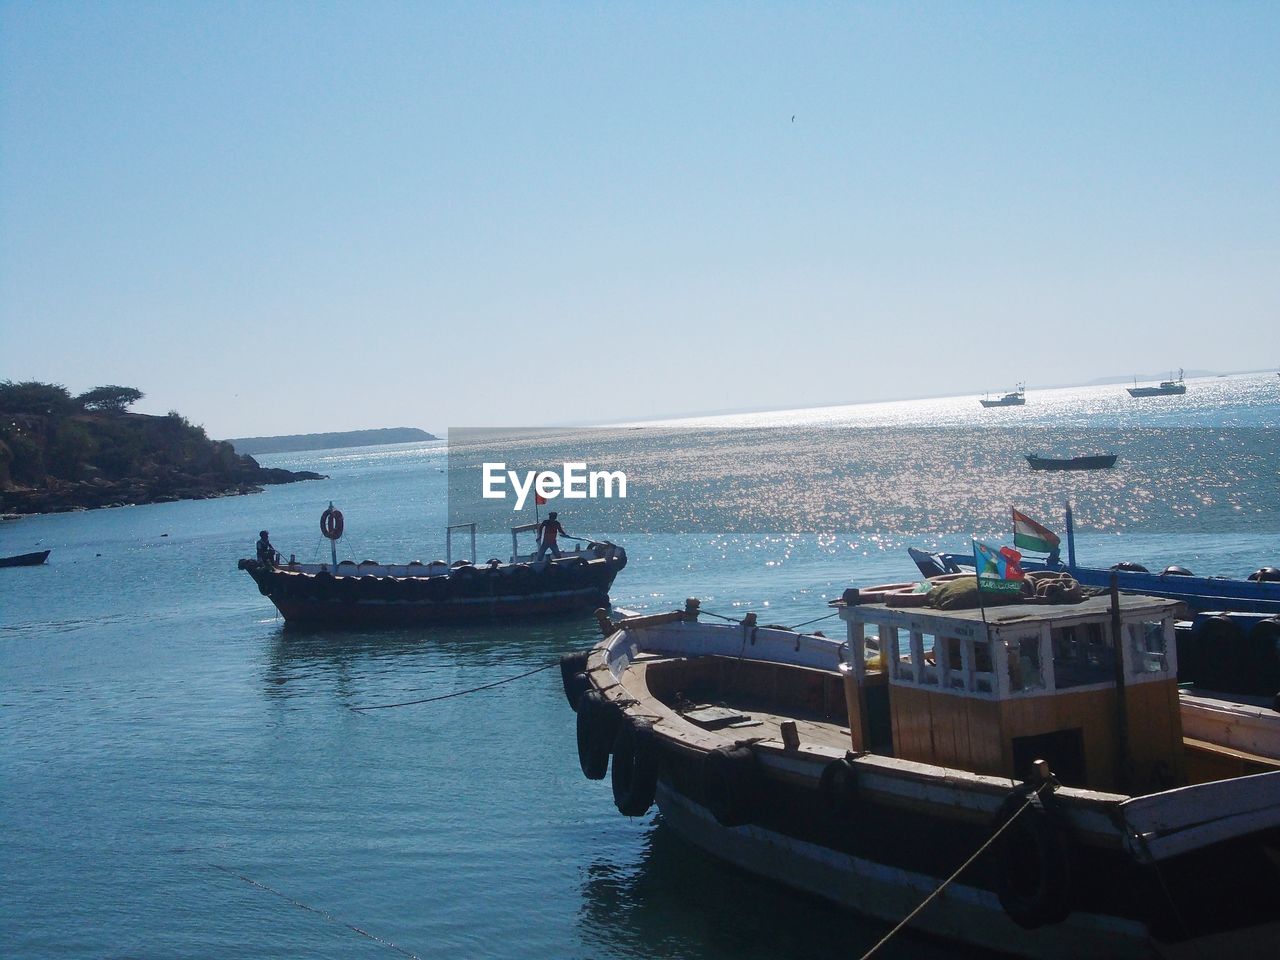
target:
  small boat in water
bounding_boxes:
[1026,453,1117,471]
[0,549,50,568]
[565,590,1280,958]
[1128,369,1186,397]
[238,505,626,625]
[980,383,1026,407]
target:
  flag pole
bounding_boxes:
[971,538,991,634]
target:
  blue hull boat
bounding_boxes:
[908,509,1280,617]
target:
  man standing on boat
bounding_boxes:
[256,530,279,567]
[536,512,568,561]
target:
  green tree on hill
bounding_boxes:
[77,385,145,412]
[0,381,75,416]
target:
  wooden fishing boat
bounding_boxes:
[565,590,1280,958]
[980,383,1026,407]
[238,506,626,625]
[0,549,50,568]
[1128,369,1186,397]
[1026,453,1117,471]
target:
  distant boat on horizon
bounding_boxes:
[1128,368,1186,397]
[979,382,1026,407]
[1026,453,1118,471]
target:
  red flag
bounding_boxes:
[998,545,1025,580]
[535,492,547,506]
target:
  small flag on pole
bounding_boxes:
[973,540,1026,593]
[535,492,548,506]
[1012,509,1060,554]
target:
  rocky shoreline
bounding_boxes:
[1,386,329,519]
[0,463,326,517]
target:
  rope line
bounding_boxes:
[350,661,558,712]
[212,864,422,959]
[788,612,839,630]
[698,609,743,624]
[856,786,1045,960]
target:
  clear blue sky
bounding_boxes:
[2,2,1276,438]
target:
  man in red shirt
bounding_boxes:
[536,511,568,561]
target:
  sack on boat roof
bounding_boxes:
[925,573,1085,610]
[926,576,1027,610]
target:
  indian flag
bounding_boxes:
[1012,509,1060,553]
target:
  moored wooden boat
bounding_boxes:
[565,591,1280,958]
[0,549,50,568]
[1026,453,1118,471]
[239,507,626,625]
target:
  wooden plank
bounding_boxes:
[1135,804,1280,862]
[1120,770,1280,834]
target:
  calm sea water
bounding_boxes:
[2,374,1277,959]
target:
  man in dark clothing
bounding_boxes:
[256,530,279,566]
[536,512,568,561]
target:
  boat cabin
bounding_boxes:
[837,594,1185,793]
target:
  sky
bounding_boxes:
[1,2,1277,439]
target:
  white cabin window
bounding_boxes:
[1128,620,1169,675]
[1007,636,1045,693]
[886,626,913,682]
[1051,622,1114,689]
[941,636,965,690]
[972,638,995,694]
[914,631,939,686]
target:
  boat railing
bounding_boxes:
[446,522,477,567]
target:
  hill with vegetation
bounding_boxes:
[226,427,437,455]
[0,381,325,516]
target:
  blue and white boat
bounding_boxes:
[908,506,1280,618]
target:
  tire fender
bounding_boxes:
[611,719,659,816]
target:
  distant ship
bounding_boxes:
[979,382,1025,407]
[1127,368,1186,397]
[1026,453,1117,471]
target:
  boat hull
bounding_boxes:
[1027,454,1117,471]
[1127,385,1186,397]
[654,783,1152,960]
[240,551,626,625]
[0,550,50,568]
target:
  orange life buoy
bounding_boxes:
[320,507,344,540]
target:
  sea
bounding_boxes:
[2,374,1277,959]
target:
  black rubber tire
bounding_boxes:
[819,757,859,820]
[611,719,659,816]
[993,792,1073,929]
[560,653,591,710]
[1110,561,1149,573]
[702,745,762,827]
[576,690,618,780]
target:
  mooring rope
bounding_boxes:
[787,612,839,630]
[350,660,559,712]
[697,608,744,624]
[856,786,1045,960]
[698,608,838,632]
[211,864,422,959]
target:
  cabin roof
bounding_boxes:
[840,593,1182,626]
